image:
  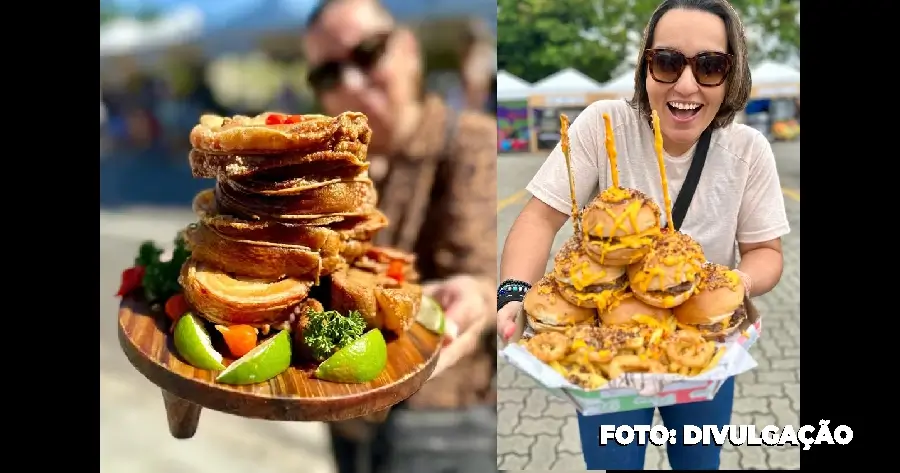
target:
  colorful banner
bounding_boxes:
[498,100,529,152]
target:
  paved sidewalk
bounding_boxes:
[497,197,801,471]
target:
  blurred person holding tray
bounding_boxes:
[496,0,789,469]
[301,0,499,472]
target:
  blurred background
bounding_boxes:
[495,0,799,153]
[100,0,496,207]
[100,1,495,472]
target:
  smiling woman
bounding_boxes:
[496,0,790,470]
[634,3,751,156]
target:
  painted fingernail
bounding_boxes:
[503,325,515,340]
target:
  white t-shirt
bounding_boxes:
[526,99,790,268]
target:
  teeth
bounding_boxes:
[668,102,701,110]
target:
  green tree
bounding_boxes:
[498,0,800,84]
[100,3,119,25]
[737,0,801,62]
[100,2,160,26]
[498,0,624,83]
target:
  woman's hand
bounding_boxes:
[423,275,489,331]
[733,269,753,295]
[737,239,783,297]
[498,301,523,344]
[422,275,493,380]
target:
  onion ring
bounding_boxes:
[525,332,569,363]
[665,332,716,368]
[608,355,666,379]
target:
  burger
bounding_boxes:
[523,275,597,333]
[599,291,672,327]
[563,293,672,359]
[596,292,674,349]
[552,236,627,311]
[581,187,661,266]
[673,263,748,340]
[627,230,705,309]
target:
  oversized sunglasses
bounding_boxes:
[307,32,392,92]
[644,48,733,87]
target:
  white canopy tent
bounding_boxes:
[497,70,533,101]
[598,71,636,99]
[750,61,800,98]
[531,68,604,95]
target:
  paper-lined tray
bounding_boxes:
[501,298,762,416]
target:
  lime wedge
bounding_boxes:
[416,295,445,335]
[216,330,292,385]
[315,329,387,383]
[174,313,226,371]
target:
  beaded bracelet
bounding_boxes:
[497,279,532,311]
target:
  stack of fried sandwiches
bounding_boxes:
[180,111,422,335]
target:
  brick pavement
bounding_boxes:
[497,197,801,471]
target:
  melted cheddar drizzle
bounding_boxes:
[559,114,580,233]
[601,113,620,188]
[650,110,674,231]
[568,261,607,292]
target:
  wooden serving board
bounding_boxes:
[117,296,441,439]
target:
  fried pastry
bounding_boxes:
[179,110,425,341]
[183,223,324,281]
[179,258,313,327]
[189,146,368,179]
[290,298,326,361]
[341,239,371,262]
[229,168,371,196]
[193,188,382,229]
[192,189,388,245]
[190,111,371,153]
[215,179,377,219]
[330,268,422,333]
[354,247,421,283]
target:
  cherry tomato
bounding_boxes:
[216,325,258,357]
[116,266,145,297]
[283,114,303,124]
[164,293,190,321]
[265,114,284,125]
[387,259,405,283]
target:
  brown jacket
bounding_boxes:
[372,96,498,409]
[332,97,497,443]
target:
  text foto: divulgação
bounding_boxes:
[599,420,852,450]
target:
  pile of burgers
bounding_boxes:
[181,111,422,359]
[523,186,749,345]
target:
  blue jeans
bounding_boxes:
[577,377,735,470]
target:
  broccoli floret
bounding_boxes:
[139,234,192,302]
[135,241,163,267]
[304,310,367,361]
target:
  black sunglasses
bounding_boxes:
[644,48,733,87]
[307,32,392,92]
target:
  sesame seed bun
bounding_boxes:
[627,230,705,308]
[523,275,596,332]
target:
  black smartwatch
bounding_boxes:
[497,279,532,311]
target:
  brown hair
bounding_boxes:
[628,0,752,129]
